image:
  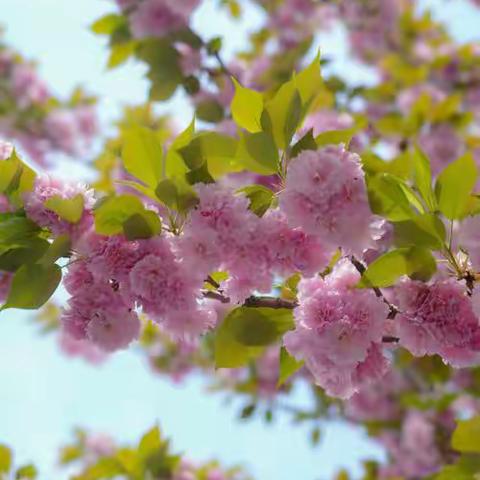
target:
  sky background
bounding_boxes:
[0,1,479,479]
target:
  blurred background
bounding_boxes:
[0,1,479,479]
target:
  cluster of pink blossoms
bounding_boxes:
[116,0,200,39]
[0,46,97,164]
[284,260,390,399]
[279,145,378,255]
[178,183,328,302]
[394,279,480,367]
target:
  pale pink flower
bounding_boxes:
[302,110,354,137]
[24,175,94,238]
[10,63,49,108]
[58,331,107,364]
[284,260,389,398]
[419,124,464,174]
[395,279,480,367]
[130,0,199,39]
[279,146,376,254]
[86,307,140,352]
[379,411,442,478]
[0,140,13,160]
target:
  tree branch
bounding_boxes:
[349,255,400,319]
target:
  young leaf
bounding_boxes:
[2,264,62,310]
[412,146,436,211]
[94,194,160,236]
[278,346,304,387]
[215,307,294,368]
[122,211,161,240]
[91,14,125,35]
[243,132,279,173]
[122,127,163,188]
[44,194,84,224]
[393,214,446,250]
[452,417,480,453]
[358,247,436,288]
[435,153,478,220]
[230,79,263,133]
[0,444,12,474]
[238,184,275,217]
[290,128,317,158]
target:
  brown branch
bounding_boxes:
[205,275,221,290]
[350,255,400,319]
[382,335,399,343]
[202,291,297,309]
[243,296,297,309]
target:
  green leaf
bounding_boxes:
[366,173,416,221]
[0,150,36,205]
[284,90,302,147]
[94,194,160,236]
[265,80,297,150]
[393,214,446,250]
[230,307,294,347]
[238,184,275,217]
[195,99,224,123]
[15,464,38,479]
[122,127,163,188]
[315,128,357,148]
[412,146,436,211]
[40,235,71,266]
[358,247,437,288]
[107,41,136,69]
[0,238,50,272]
[138,40,182,102]
[215,307,294,368]
[0,444,12,474]
[138,426,162,458]
[155,178,198,213]
[91,14,125,35]
[290,128,317,158]
[294,53,322,105]
[178,132,239,179]
[0,214,41,251]
[230,78,263,133]
[122,211,161,240]
[278,346,304,387]
[44,194,84,223]
[435,153,478,220]
[452,417,480,453]
[2,264,61,310]
[243,132,279,173]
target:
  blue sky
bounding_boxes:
[0,1,479,479]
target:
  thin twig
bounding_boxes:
[349,255,400,319]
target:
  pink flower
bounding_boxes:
[279,146,376,254]
[128,242,212,338]
[62,281,139,352]
[58,330,107,364]
[419,124,464,174]
[379,411,442,478]
[284,260,389,398]
[395,279,480,367]
[456,216,480,270]
[302,110,354,137]
[0,140,13,160]
[86,307,140,352]
[10,63,49,108]
[130,0,199,39]
[0,272,12,304]
[24,175,94,239]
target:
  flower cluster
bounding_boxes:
[279,146,377,255]
[0,41,97,164]
[284,260,389,398]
